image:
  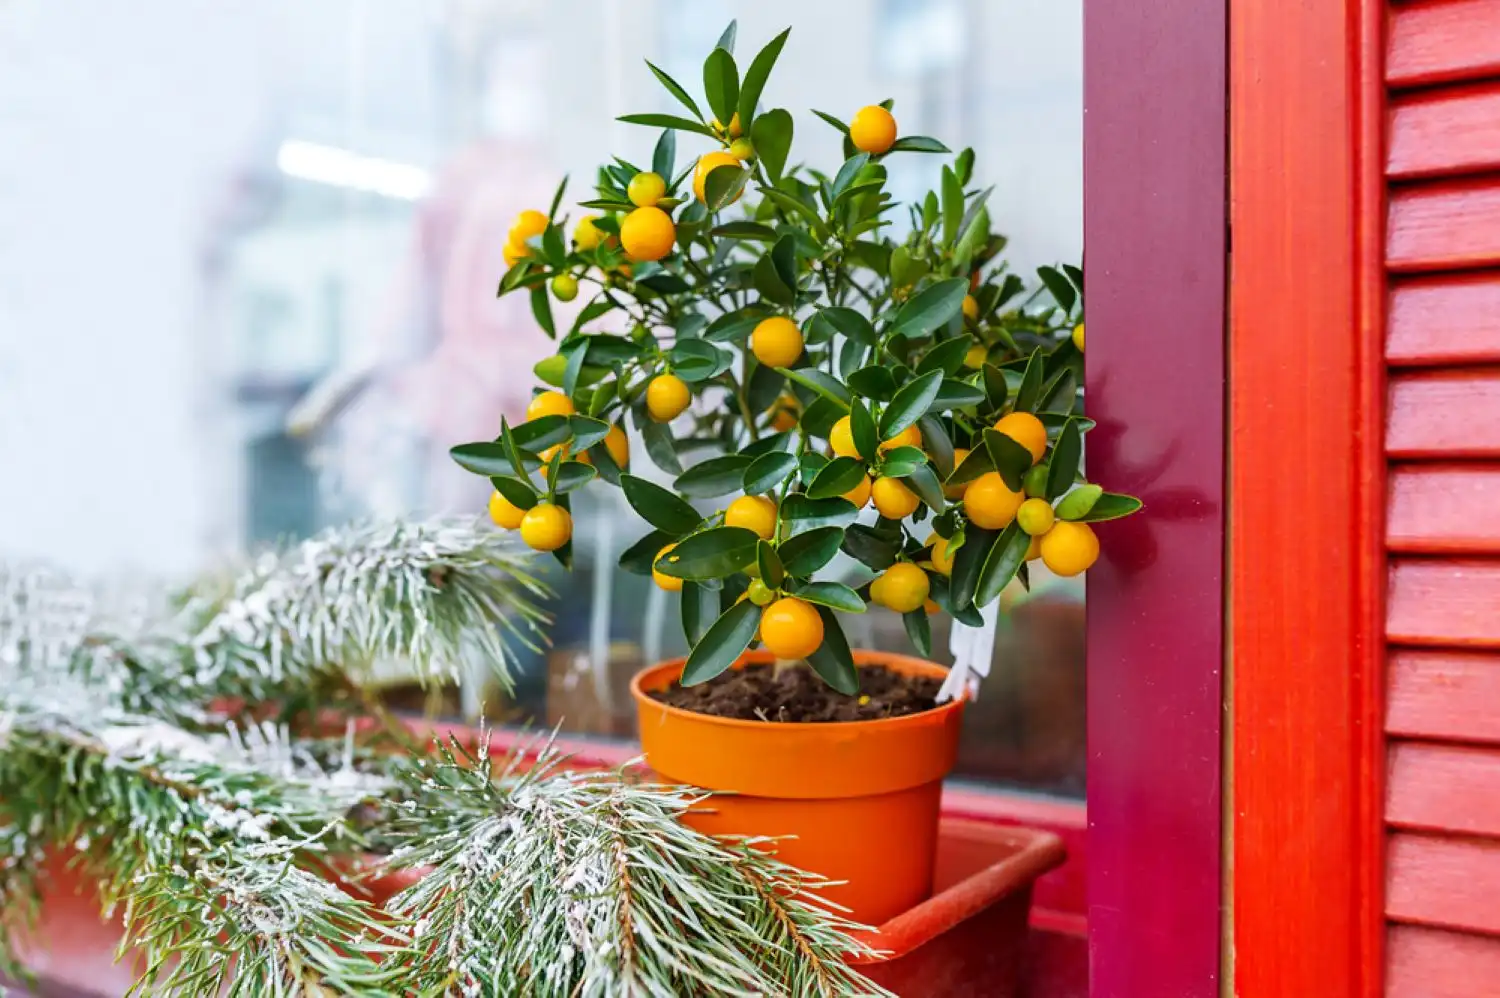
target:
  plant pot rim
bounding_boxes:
[629,648,966,732]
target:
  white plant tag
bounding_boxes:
[938,599,999,702]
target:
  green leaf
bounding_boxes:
[577,198,634,212]
[891,278,969,340]
[511,414,574,452]
[879,369,943,439]
[780,367,851,408]
[811,109,850,135]
[568,415,612,451]
[888,135,950,154]
[644,62,704,121]
[975,523,1029,606]
[780,495,859,535]
[498,417,531,480]
[850,397,879,460]
[1037,265,1078,314]
[810,307,877,348]
[1075,492,1143,523]
[950,527,998,611]
[675,455,754,498]
[655,526,760,580]
[983,427,1034,492]
[561,340,589,398]
[750,108,794,186]
[758,185,828,236]
[917,337,972,376]
[738,28,789,126]
[919,415,954,478]
[778,526,845,576]
[638,418,684,475]
[800,396,845,438]
[753,252,797,306]
[705,306,768,343]
[716,19,738,53]
[1055,483,1104,521]
[769,233,798,292]
[906,463,947,511]
[681,600,761,686]
[841,522,902,571]
[541,223,567,267]
[450,442,514,477]
[619,528,674,575]
[933,378,986,409]
[488,475,537,510]
[879,445,928,479]
[982,363,1009,410]
[807,457,867,500]
[652,129,676,180]
[618,112,715,137]
[847,365,897,400]
[747,362,786,412]
[711,220,778,241]
[955,147,975,184]
[805,606,858,694]
[1046,419,1083,501]
[757,540,784,589]
[620,474,701,535]
[705,164,752,213]
[794,581,865,614]
[743,450,798,495]
[681,581,719,647]
[946,444,995,489]
[549,461,597,495]
[941,166,964,245]
[903,608,932,657]
[670,339,729,383]
[1041,369,1078,414]
[703,47,740,125]
[547,175,569,219]
[530,285,555,338]
[1014,348,1046,413]
[830,153,870,199]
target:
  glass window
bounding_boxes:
[0,0,1082,797]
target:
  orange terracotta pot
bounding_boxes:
[630,649,966,926]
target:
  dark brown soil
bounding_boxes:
[650,663,941,723]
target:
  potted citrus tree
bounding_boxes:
[451,21,1139,925]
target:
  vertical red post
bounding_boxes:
[1083,0,1227,995]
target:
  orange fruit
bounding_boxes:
[646,373,691,422]
[603,424,629,469]
[620,206,675,262]
[750,316,804,369]
[729,137,755,161]
[503,239,528,268]
[526,391,575,421]
[964,343,988,369]
[871,476,920,519]
[962,295,979,322]
[879,423,922,454]
[1017,498,1056,537]
[574,214,605,250]
[519,503,572,552]
[842,474,873,509]
[510,209,548,244]
[829,415,861,459]
[713,112,744,138]
[725,495,778,541]
[550,273,579,301]
[487,490,526,529]
[993,412,1048,465]
[760,597,824,660]
[627,171,666,207]
[1040,521,1099,577]
[873,562,929,613]
[850,105,898,154]
[1073,322,1085,352]
[768,395,800,432]
[1026,535,1043,562]
[927,533,955,575]
[652,543,684,592]
[964,472,1024,530]
[944,448,971,499]
[693,150,743,203]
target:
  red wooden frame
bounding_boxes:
[1229,0,1387,994]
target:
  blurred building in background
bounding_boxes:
[0,0,1083,794]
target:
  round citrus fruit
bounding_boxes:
[550,273,579,301]
[713,112,743,138]
[526,390,575,421]
[1022,463,1050,498]
[510,209,548,243]
[603,424,629,469]
[519,502,571,552]
[879,423,921,454]
[746,578,775,606]
[1040,521,1099,577]
[872,476,920,519]
[651,543,683,592]
[875,562,930,613]
[944,448,971,499]
[1017,497,1056,537]
[488,490,526,529]
[768,395,799,432]
[725,495,778,540]
[842,473,873,509]
[503,239,527,268]
[829,415,861,459]
[964,343,988,369]
[760,597,824,660]
[574,214,605,250]
[751,316,804,368]
[962,295,979,322]
[964,472,1024,530]
[729,137,755,161]
[927,533,955,575]
[627,171,666,207]
[1026,535,1043,561]
[993,411,1048,464]
[1073,322,1085,352]
[850,105,898,154]
[620,206,675,262]
[646,373,691,422]
[693,150,743,204]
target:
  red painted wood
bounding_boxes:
[1387,370,1500,458]
[1388,178,1500,273]
[1387,0,1500,88]
[1387,924,1500,997]
[1387,741,1500,836]
[1387,648,1500,744]
[1388,464,1500,552]
[1389,81,1500,180]
[1232,0,1387,994]
[1388,558,1500,646]
[1387,273,1500,367]
[1086,0,1227,993]
[1387,832,1500,936]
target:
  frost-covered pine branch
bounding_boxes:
[379,736,892,998]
